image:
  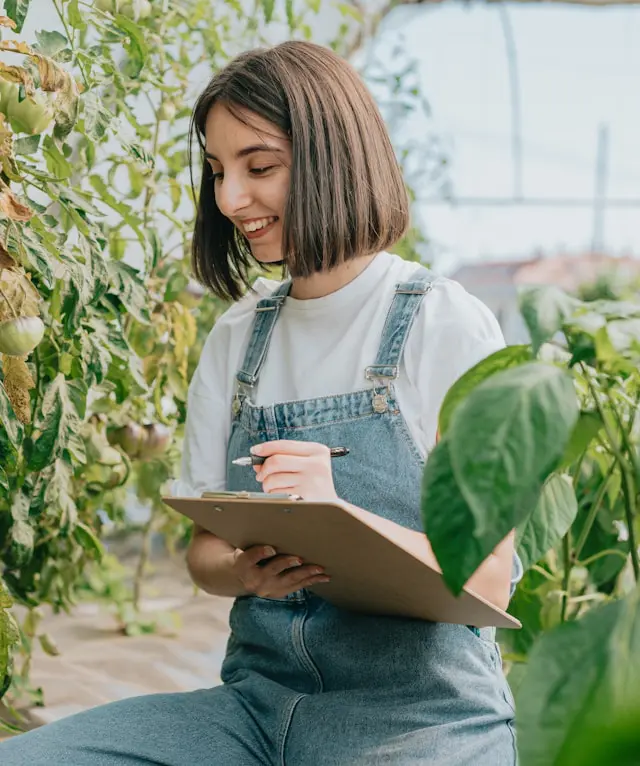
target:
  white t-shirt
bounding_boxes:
[175,251,506,497]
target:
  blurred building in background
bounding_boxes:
[452,251,640,344]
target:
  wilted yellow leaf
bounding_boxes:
[32,54,70,93]
[0,181,32,221]
[0,40,33,57]
[0,114,13,161]
[0,267,40,321]
[2,354,34,424]
[0,242,14,271]
[0,16,17,30]
[0,66,35,96]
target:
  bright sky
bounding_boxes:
[381,3,640,271]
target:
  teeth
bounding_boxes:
[244,217,276,233]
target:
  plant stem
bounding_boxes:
[133,509,156,610]
[582,364,640,582]
[573,460,616,561]
[560,530,572,622]
[578,548,629,568]
[52,0,90,89]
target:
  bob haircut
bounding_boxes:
[190,41,410,301]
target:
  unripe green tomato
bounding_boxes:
[0,316,45,356]
[140,423,171,458]
[0,81,54,135]
[107,422,145,458]
[119,0,151,19]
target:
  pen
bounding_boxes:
[232,446,350,467]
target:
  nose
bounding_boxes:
[215,171,251,219]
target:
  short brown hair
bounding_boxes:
[190,41,410,301]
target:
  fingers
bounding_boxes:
[232,545,330,599]
[254,454,307,482]
[251,440,329,459]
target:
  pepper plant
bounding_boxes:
[423,284,640,765]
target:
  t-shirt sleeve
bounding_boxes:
[407,278,506,449]
[170,326,232,498]
[406,277,524,597]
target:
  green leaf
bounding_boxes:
[67,0,87,30]
[516,474,579,572]
[42,135,73,179]
[0,382,23,476]
[558,707,640,766]
[498,571,545,657]
[4,0,30,32]
[438,345,532,436]
[114,14,149,79]
[519,286,581,353]
[34,30,68,58]
[8,492,34,567]
[83,91,113,141]
[261,0,276,22]
[516,587,640,766]
[107,261,151,324]
[14,135,41,155]
[285,0,295,28]
[27,374,86,471]
[422,363,579,593]
[73,521,104,561]
[559,411,603,469]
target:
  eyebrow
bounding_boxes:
[204,144,284,162]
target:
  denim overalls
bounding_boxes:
[1,266,518,765]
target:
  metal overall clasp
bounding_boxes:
[365,367,397,414]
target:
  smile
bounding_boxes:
[242,217,278,239]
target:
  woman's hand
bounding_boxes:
[232,545,330,598]
[251,440,339,502]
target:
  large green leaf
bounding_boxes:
[114,14,149,78]
[423,363,579,592]
[27,374,86,471]
[438,345,532,436]
[519,285,582,353]
[516,474,578,572]
[558,707,640,766]
[4,0,30,32]
[516,586,640,766]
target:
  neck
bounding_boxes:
[289,254,376,300]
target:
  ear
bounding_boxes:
[435,430,440,444]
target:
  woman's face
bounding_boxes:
[205,102,291,265]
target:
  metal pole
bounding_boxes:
[592,124,609,252]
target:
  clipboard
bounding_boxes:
[163,493,521,630]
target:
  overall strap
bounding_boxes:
[236,280,291,390]
[366,265,436,386]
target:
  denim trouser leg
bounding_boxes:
[0,685,271,765]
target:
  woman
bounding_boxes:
[2,41,521,765]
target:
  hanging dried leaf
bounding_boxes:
[0,115,13,160]
[0,40,33,57]
[0,267,40,321]
[0,242,14,271]
[0,181,32,221]
[51,76,80,137]
[2,354,34,424]
[0,17,17,30]
[0,65,34,95]
[32,54,70,93]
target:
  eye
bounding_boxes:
[250,166,275,176]
[211,171,224,182]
